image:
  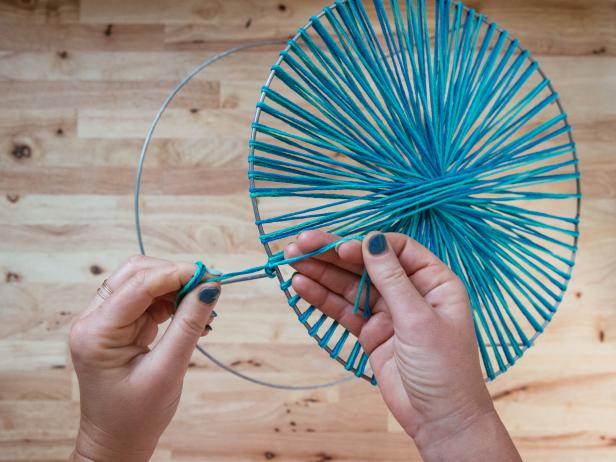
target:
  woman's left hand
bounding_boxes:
[69,256,221,462]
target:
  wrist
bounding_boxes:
[73,414,157,462]
[415,407,521,462]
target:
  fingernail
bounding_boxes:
[202,324,213,336]
[212,310,218,317]
[198,286,220,304]
[367,233,387,255]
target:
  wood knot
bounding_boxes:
[492,384,529,401]
[104,24,113,36]
[592,46,607,55]
[6,194,20,203]
[57,50,69,59]
[278,4,287,12]
[56,127,64,136]
[11,143,32,159]
[313,453,333,462]
[230,358,262,367]
[264,451,276,460]
[599,435,616,446]
[6,272,22,283]
[245,18,252,28]
[190,108,199,114]
[89,264,104,275]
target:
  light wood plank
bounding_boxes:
[0,81,219,110]
[1,1,615,461]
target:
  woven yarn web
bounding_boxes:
[247,0,580,382]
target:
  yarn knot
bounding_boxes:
[264,262,277,278]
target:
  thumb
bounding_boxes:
[362,232,435,334]
[153,282,221,373]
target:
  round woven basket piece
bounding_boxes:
[248,0,580,382]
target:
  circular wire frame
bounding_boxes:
[134,40,355,390]
[248,0,581,382]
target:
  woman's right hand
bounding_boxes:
[285,230,521,462]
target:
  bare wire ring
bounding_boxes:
[134,40,354,391]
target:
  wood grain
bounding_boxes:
[0,1,615,461]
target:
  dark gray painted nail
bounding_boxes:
[205,325,213,331]
[367,233,387,255]
[212,310,218,317]
[198,287,220,304]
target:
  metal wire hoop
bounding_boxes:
[248,0,582,382]
[134,39,354,390]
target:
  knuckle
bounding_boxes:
[126,254,146,268]
[423,263,443,280]
[343,278,360,303]
[126,270,158,301]
[162,262,180,277]
[448,277,470,307]
[379,266,408,288]
[436,270,467,294]
[128,270,147,289]
[313,286,328,309]
[178,315,205,338]
[68,319,94,361]
[451,277,467,295]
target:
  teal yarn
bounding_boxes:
[176,261,207,305]
[243,0,579,383]
[168,0,579,385]
[176,235,366,304]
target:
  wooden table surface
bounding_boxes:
[1,1,615,461]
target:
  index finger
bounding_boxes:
[100,262,197,327]
[294,230,364,275]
